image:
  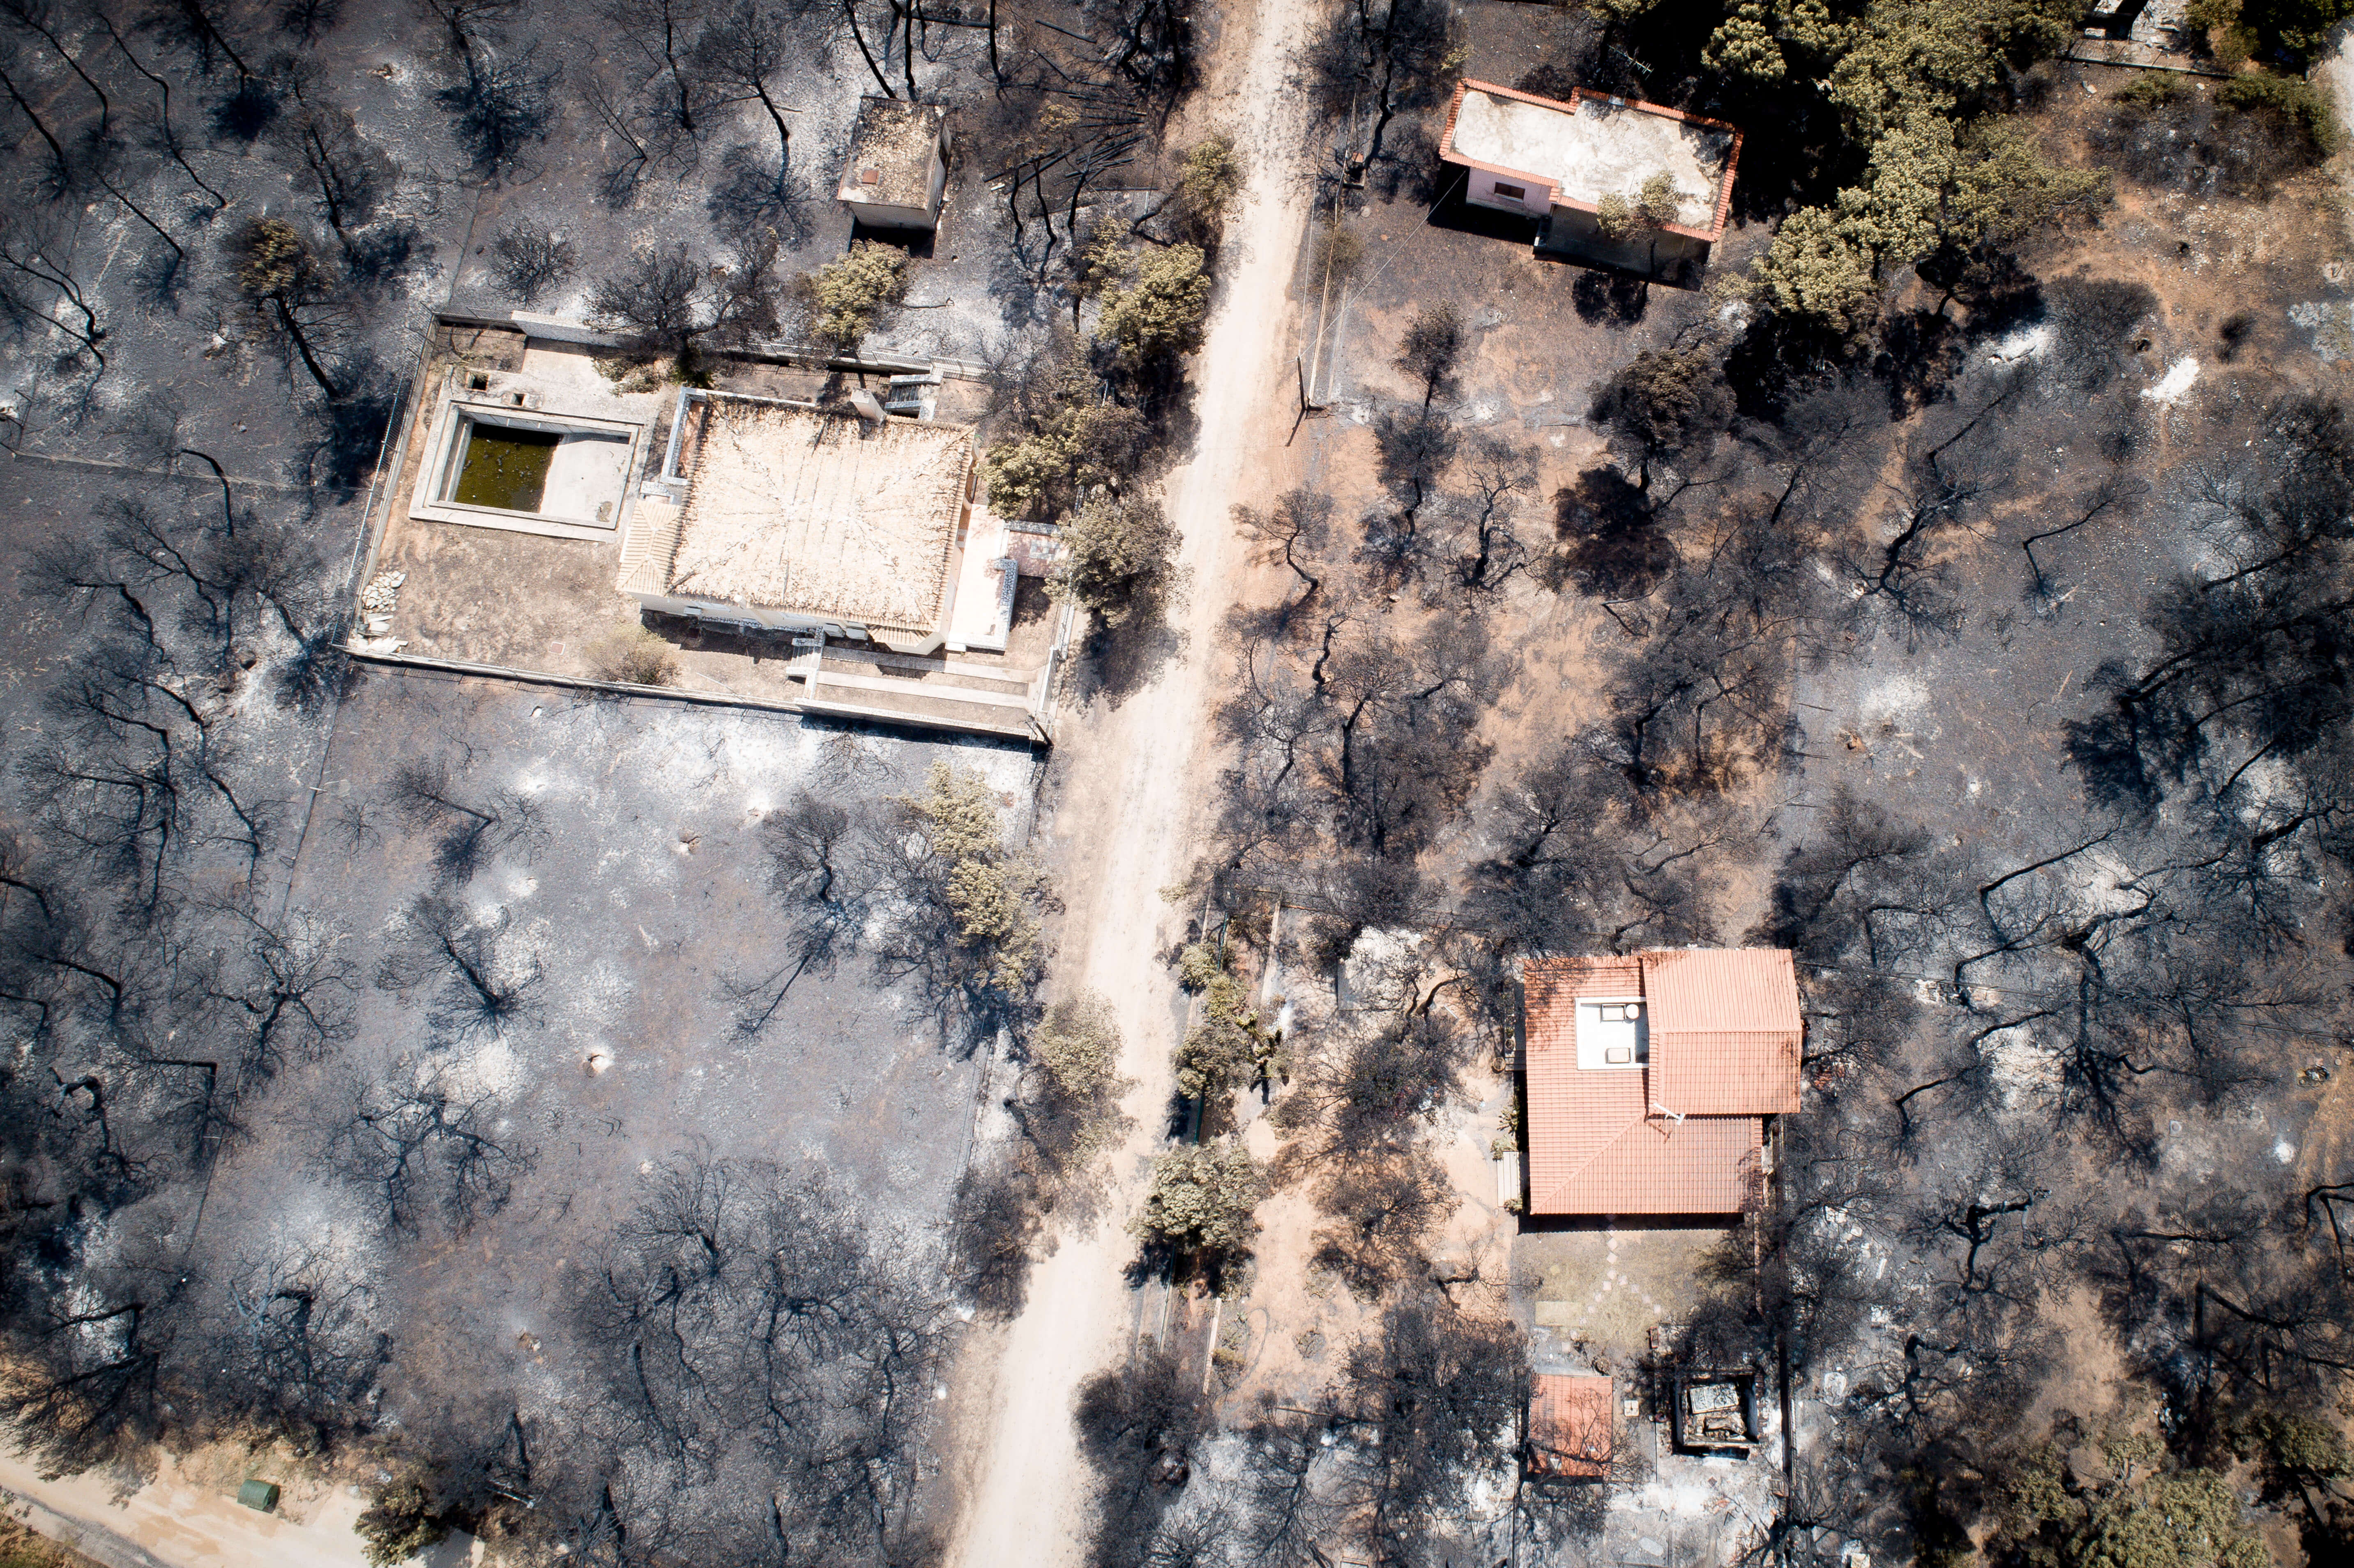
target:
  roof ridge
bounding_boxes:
[1530,1096,1652,1211]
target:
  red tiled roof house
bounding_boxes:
[1520,949,1801,1216]
[1437,78,1742,282]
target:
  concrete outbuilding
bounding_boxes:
[838,97,951,231]
[1439,79,1742,281]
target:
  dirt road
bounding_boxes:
[942,3,1319,1563]
[0,1448,459,1568]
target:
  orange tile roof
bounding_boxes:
[1521,949,1796,1214]
[1529,1374,1612,1478]
[1641,949,1803,1116]
[1524,956,1642,1055]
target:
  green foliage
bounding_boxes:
[2234,1408,2354,1482]
[1029,991,1132,1168]
[1075,223,1130,307]
[1594,176,1684,237]
[2232,0,2354,56]
[1719,0,2094,330]
[1824,0,2082,142]
[903,763,1046,995]
[1047,493,1182,624]
[1999,1439,2269,1568]
[355,1481,448,1568]
[1748,203,1883,334]
[981,339,1151,521]
[1130,1139,1266,1254]
[805,240,910,352]
[1176,940,1226,991]
[1594,344,1734,469]
[1034,993,1123,1103]
[1749,117,2104,334]
[583,621,679,686]
[1093,243,1212,369]
[1706,2,1788,80]
[1638,171,1683,226]
[1176,968,1274,1100]
[237,218,317,299]
[1175,135,1242,243]
[2116,71,2190,107]
[2218,71,2342,155]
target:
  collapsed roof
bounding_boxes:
[628,400,972,636]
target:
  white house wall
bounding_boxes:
[1465,167,1551,217]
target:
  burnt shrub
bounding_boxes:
[2093,81,2331,198]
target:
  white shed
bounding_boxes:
[838,97,950,232]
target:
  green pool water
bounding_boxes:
[451,423,560,512]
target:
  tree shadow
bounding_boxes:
[295,370,398,493]
[208,79,280,143]
[1571,268,1648,327]
[435,50,555,180]
[945,1161,1045,1322]
[1066,610,1190,711]
[706,145,817,250]
[127,239,189,311]
[1368,120,1442,206]
[1550,467,1673,599]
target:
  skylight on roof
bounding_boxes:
[1575,996,1647,1070]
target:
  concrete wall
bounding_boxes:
[1539,205,1710,284]
[508,311,621,346]
[1465,166,1552,218]
[844,131,949,231]
[624,591,947,657]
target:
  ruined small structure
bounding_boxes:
[837,96,951,231]
[618,397,981,656]
[1518,949,1801,1215]
[1438,79,1741,282]
[1670,1368,1761,1455]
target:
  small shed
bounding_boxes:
[1527,1373,1613,1479]
[838,97,950,231]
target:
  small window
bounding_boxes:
[1605,1046,1633,1066]
[1493,181,1527,201]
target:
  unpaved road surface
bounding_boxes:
[0,1448,464,1568]
[943,2,1320,1563]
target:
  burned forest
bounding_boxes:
[2,0,2354,1567]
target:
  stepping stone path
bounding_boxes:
[1564,1218,1671,1338]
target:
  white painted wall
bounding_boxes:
[1465,167,1550,216]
